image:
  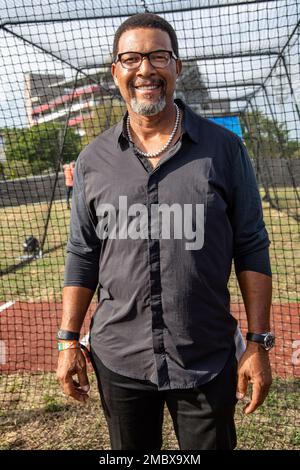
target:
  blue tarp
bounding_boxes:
[208,116,243,139]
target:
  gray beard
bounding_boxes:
[130,96,166,116]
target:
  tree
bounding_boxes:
[82,99,126,147]
[241,110,299,160]
[3,122,81,179]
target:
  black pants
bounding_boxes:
[90,348,237,450]
[66,186,73,206]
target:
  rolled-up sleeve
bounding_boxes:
[64,156,101,290]
[230,139,271,277]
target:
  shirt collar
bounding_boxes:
[115,110,130,150]
[176,99,200,144]
[116,98,200,149]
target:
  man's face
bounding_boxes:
[111,28,182,116]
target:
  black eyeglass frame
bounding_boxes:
[115,49,178,69]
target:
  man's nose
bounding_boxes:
[137,56,156,74]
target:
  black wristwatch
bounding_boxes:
[246,332,275,351]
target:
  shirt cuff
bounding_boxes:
[64,250,99,291]
[234,246,272,277]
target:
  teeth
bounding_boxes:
[137,85,159,90]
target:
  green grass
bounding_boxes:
[0,199,69,302]
[267,186,300,219]
[0,373,298,450]
[235,377,300,449]
[230,186,299,303]
[1,188,299,303]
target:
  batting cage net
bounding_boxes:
[0,0,299,450]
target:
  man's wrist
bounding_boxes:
[246,340,269,352]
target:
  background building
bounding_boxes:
[24,71,114,135]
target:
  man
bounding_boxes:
[56,13,274,450]
[63,161,75,209]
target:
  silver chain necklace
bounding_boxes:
[126,103,180,158]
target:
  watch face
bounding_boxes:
[264,333,275,350]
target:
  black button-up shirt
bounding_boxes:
[64,99,270,390]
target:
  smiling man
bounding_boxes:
[112,30,179,117]
[111,22,182,165]
[56,13,274,450]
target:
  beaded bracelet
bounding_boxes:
[57,341,91,364]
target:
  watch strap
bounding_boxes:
[246,331,275,351]
[56,329,80,341]
[246,332,266,343]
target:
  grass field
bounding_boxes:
[0,200,69,302]
[1,187,299,303]
[0,372,299,450]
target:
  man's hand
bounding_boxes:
[56,348,90,403]
[236,342,272,414]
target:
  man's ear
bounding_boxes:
[111,63,118,87]
[176,58,182,78]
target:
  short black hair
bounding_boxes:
[113,13,179,60]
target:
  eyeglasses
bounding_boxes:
[116,50,177,70]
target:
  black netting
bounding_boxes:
[0,0,299,450]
